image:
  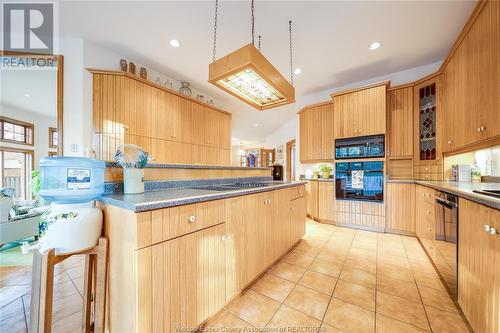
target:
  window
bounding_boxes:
[49,127,58,148]
[0,116,34,145]
[0,148,34,200]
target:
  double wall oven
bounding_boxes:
[334,135,385,203]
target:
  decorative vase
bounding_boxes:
[124,168,145,194]
[129,62,136,75]
[322,171,330,179]
[312,171,319,179]
[119,59,127,72]
[179,81,192,96]
[139,67,147,80]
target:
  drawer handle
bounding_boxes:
[188,215,196,223]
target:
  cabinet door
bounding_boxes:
[357,85,386,136]
[318,182,334,221]
[385,183,415,234]
[334,94,355,139]
[388,87,413,157]
[191,103,205,146]
[320,104,335,160]
[305,181,318,218]
[179,98,193,143]
[458,198,500,333]
[136,223,226,333]
[291,196,306,243]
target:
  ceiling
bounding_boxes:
[58,0,477,144]
[1,68,58,117]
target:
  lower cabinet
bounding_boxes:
[458,198,500,333]
[226,187,306,299]
[385,183,415,234]
[305,181,334,222]
[305,181,318,217]
[415,185,435,242]
[136,223,226,333]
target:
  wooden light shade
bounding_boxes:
[208,43,295,110]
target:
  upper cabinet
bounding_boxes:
[299,101,334,162]
[442,0,500,153]
[332,82,387,139]
[90,70,231,165]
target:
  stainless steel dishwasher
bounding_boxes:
[434,191,459,299]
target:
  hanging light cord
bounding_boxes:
[251,0,255,45]
[258,35,262,51]
[289,20,294,86]
[212,0,219,63]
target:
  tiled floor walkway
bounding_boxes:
[205,220,470,333]
[0,254,85,333]
[0,220,470,332]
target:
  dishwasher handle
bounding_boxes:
[435,196,457,209]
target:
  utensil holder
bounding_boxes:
[124,168,144,194]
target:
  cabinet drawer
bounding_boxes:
[137,200,227,248]
[290,185,305,200]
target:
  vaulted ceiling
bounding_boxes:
[58,0,477,143]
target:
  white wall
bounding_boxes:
[1,104,57,169]
[265,61,442,180]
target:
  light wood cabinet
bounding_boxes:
[318,182,334,221]
[104,185,306,332]
[90,69,231,165]
[415,185,435,241]
[442,0,500,154]
[387,86,413,180]
[299,102,334,162]
[458,198,500,333]
[136,223,226,333]
[305,181,318,218]
[385,183,415,235]
[333,83,387,139]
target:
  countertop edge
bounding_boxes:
[99,181,306,212]
[387,179,500,210]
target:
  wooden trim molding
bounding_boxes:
[0,115,35,146]
[285,139,296,181]
[330,80,391,99]
[48,127,58,148]
[86,68,232,117]
[0,146,35,170]
[297,100,334,114]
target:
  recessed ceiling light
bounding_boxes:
[368,41,381,50]
[254,123,259,127]
[23,93,31,97]
[169,39,180,48]
[294,68,302,75]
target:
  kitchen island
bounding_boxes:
[100,179,306,333]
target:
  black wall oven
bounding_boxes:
[335,161,384,202]
[335,134,385,160]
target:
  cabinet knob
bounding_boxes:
[427,227,431,232]
[426,210,431,214]
[447,140,453,145]
[291,207,294,211]
[489,227,497,235]
[481,126,487,132]
[188,215,196,223]
[477,127,481,132]
[221,235,227,241]
[124,125,129,130]
[484,225,491,233]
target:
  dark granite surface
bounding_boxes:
[105,162,272,171]
[387,179,500,210]
[100,180,306,212]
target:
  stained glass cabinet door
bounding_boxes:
[413,76,442,166]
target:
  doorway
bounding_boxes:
[286,139,296,181]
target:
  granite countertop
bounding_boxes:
[100,181,306,212]
[388,179,500,210]
[105,162,273,171]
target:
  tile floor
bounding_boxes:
[0,219,471,333]
[205,220,471,333]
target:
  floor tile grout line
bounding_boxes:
[402,236,434,333]
[21,292,28,332]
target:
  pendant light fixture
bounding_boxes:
[208,0,296,110]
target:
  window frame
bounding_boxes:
[49,127,58,148]
[0,147,35,200]
[0,116,35,146]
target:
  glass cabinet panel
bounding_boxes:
[418,83,436,160]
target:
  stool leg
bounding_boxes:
[82,254,94,333]
[30,249,56,333]
[93,238,108,333]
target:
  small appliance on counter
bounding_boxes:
[22,157,105,255]
[451,164,471,182]
[272,165,283,181]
